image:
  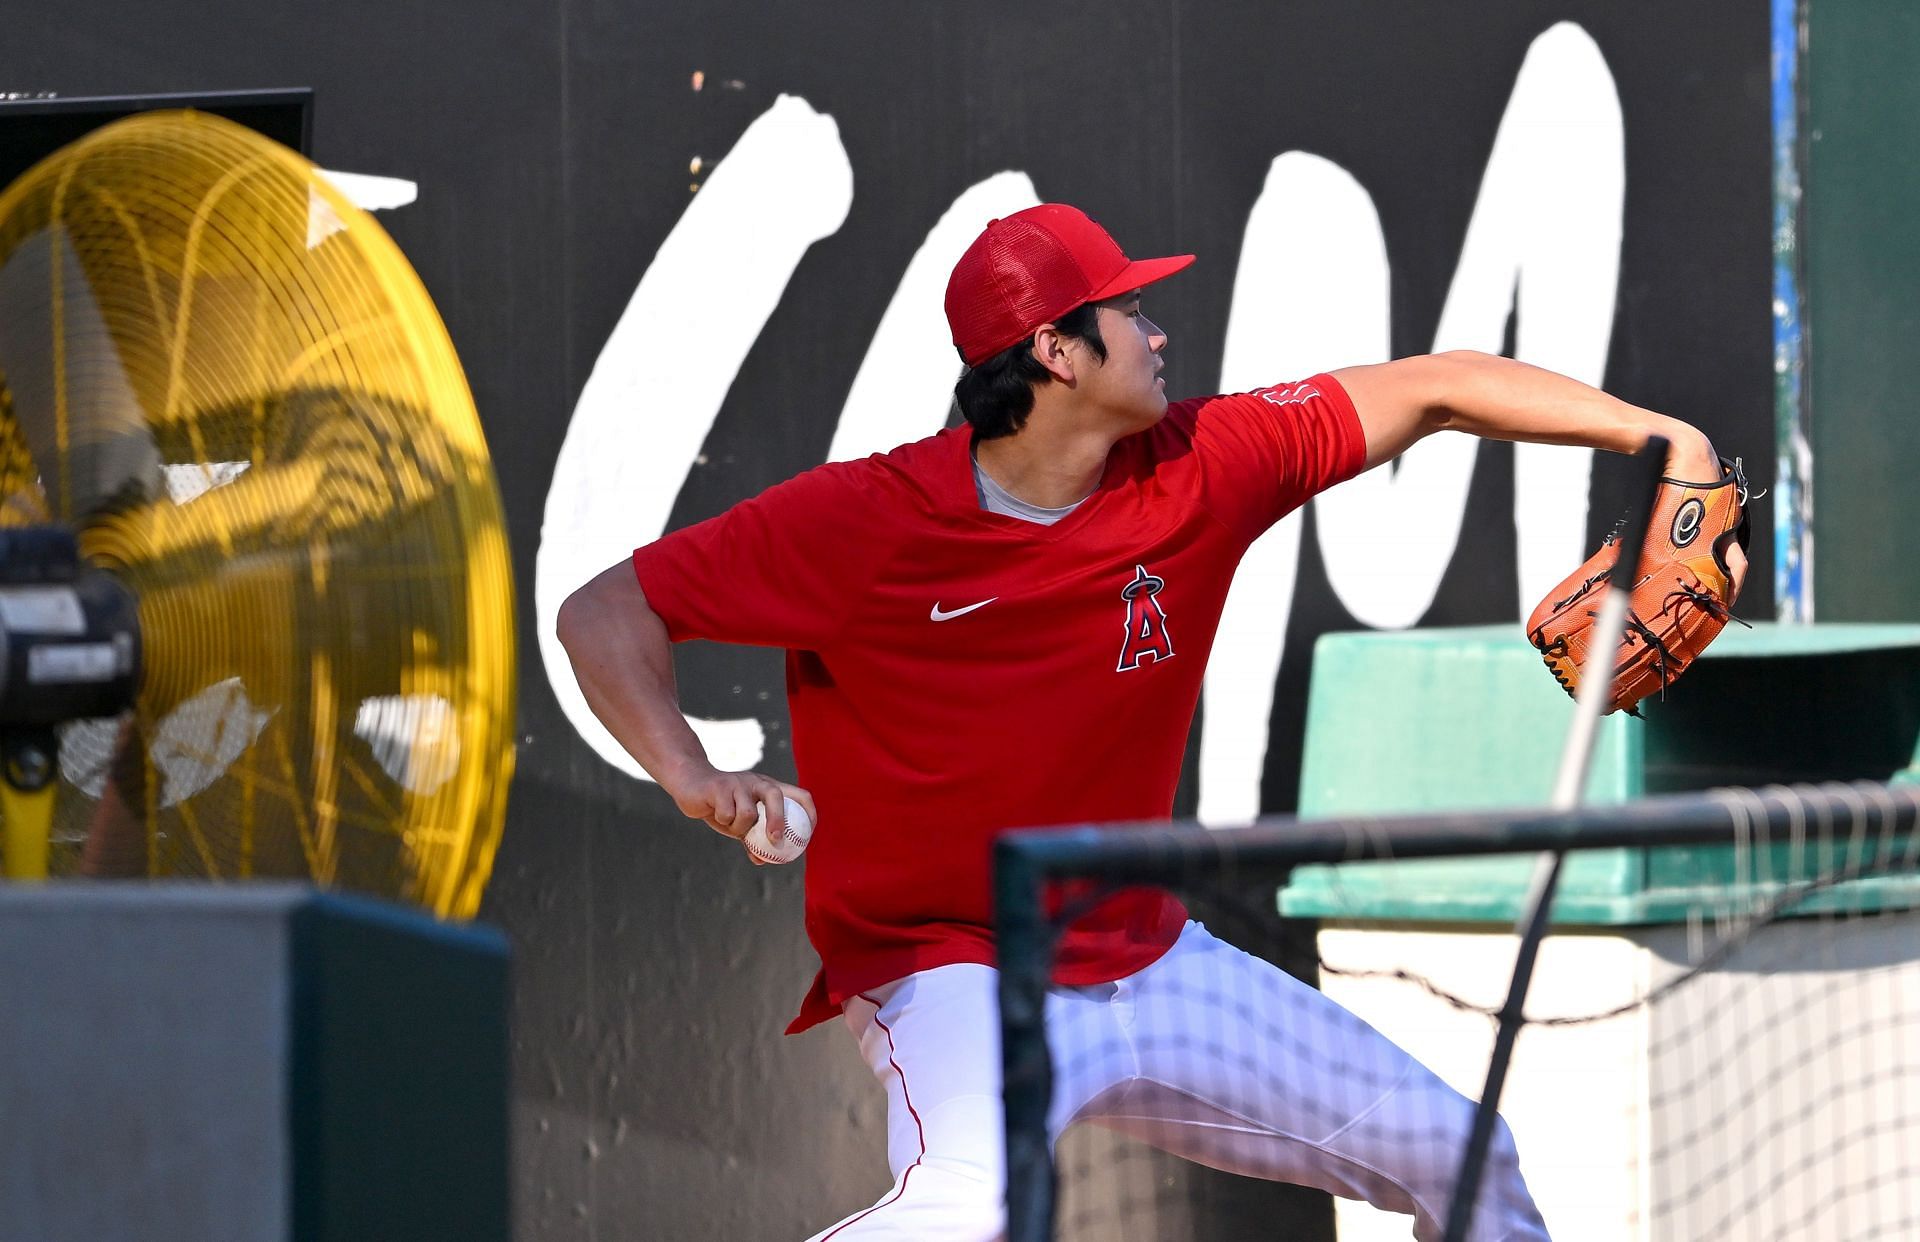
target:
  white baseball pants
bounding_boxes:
[804,921,1548,1241]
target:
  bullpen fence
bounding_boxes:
[997,782,1920,1242]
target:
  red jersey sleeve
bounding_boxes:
[1169,372,1367,541]
[629,459,899,652]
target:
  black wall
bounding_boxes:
[4,2,1770,1236]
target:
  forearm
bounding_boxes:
[556,564,714,792]
[558,562,817,847]
[1337,352,1719,477]
[1431,352,1710,466]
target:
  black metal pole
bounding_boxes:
[1004,783,1920,881]
[1441,436,1671,1242]
[996,837,1057,1242]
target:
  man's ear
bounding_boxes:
[1030,324,1077,384]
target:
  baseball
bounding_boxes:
[744,795,814,864]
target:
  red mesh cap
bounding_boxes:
[944,204,1194,366]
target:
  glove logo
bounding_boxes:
[1672,499,1705,548]
[1116,564,1174,671]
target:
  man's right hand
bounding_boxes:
[667,765,817,862]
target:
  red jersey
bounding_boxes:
[630,375,1365,1032]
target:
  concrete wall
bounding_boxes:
[1318,914,1920,1240]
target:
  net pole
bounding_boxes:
[1442,436,1670,1242]
[997,836,1058,1242]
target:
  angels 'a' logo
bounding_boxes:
[1116,564,1174,671]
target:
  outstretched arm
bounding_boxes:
[1332,350,1745,595]
[1334,351,1721,478]
[557,561,813,855]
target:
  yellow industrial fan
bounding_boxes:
[0,110,515,918]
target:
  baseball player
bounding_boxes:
[558,203,1745,1240]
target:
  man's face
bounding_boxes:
[1079,290,1169,430]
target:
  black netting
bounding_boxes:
[999,782,1920,1242]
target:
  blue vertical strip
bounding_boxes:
[1772,0,1812,621]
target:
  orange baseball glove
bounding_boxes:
[1526,458,1750,716]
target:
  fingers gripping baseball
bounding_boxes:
[743,793,815,865]
[711,778,771,837]
[670,770,816,865]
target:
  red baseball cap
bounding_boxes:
[944,204,1195,366]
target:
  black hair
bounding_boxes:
[953,301,1107,441]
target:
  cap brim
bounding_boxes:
[1087,253,1195,302]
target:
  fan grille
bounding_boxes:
[0,110,516,918]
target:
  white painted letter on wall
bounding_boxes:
[1198,23,1625,821]
[1200,153,1387,826]
[537,95,854,781]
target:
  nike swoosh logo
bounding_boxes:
[930,598,998,622]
